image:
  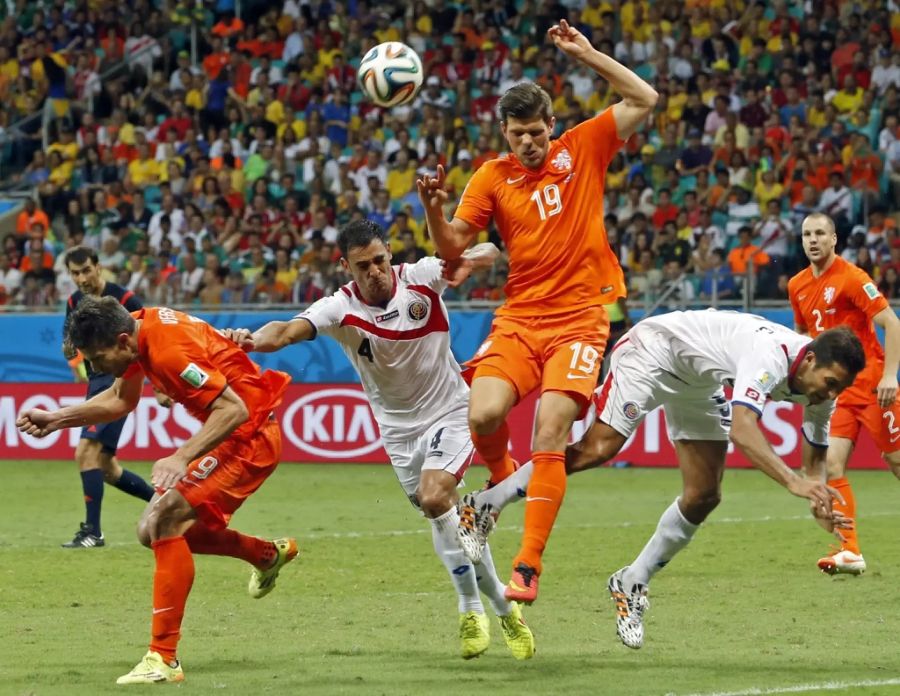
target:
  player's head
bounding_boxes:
[67,296,138,377]
[65,245,103,295]
[800,213,837,265]
[337,219,393,305]
[794,327,865,404]
[498,83,555,170]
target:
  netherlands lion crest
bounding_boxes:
[407,299,428,321]
[551,149,572,172]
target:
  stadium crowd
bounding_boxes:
[0,0,898,309]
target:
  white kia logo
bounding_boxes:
[281,388,382,458]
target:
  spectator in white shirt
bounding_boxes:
[871,50,900,96]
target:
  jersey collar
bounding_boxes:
[351,267,399,308]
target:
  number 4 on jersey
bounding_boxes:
[358,338,374,363]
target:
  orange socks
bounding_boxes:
[184,524,277,568]
[828,477,859,554]
[150,537,195,663]
[515,451,567,575]
[471,421,517,485]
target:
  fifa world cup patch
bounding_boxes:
[863,282,879,300]
[179,363,209,388]
[407,299,428,321]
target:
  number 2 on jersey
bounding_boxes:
[530,184,562,221]
[812,308,824,332]
[358,338,374,363]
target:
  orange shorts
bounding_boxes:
[464,306,610,416]
[175,418,282,529]
[829,399,900,454]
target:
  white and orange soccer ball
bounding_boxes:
[357,42,424,108]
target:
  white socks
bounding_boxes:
[623,498,699,589]
[474,542,513,616]
[430,507,483,613]
[479,460,534,510]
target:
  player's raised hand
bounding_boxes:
[220,328,255,352]
[788,476,844,516]
[441,257,474,288]
[810,500,853,539]
[152,454,187,490]
[16,408,59,438]
[415,165,448,213]
[875,373,898,409]
[547,19,594,60]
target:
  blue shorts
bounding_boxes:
[80,375,127,455]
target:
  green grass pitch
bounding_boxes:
[4,461,900,696]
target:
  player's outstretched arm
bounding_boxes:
[547,19,658,140]
[222,318,316,353]
[442,243,500,288]
[729,405,843,515]
[873,307,900,408]
[800,438,852,537]
[416,164,479,261]
[16,371,143,437]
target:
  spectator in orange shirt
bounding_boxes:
[211,12,245,40]
[16,198,50,235]
[847,132,882,195]
[202,36,229,80]
[727,226,770,276]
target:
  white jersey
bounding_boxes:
[628,309,834,446]
[296,257,469,442]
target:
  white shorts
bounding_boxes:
[594,338,732,442]
[383,405,474,509]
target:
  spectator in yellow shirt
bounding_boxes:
[832,74,864,114]
[581,0,613,30]
[444,149,475,196]
[126,143,161,188]
[386,150,416,200]
[388,210,434,256]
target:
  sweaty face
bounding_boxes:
[502,115,555,170]
[800,218,837,265]
[795,355,854,405]
[80,335,135,378]
[343,239,393,305]
[67,260,104,295]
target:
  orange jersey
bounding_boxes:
[124,307,290,435]
[788,256,889,405]
[455,108,626,317]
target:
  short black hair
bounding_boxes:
[65,245,99,268]
[67,296,136,353]
[498,83,553,124]
[337,219,388,257]
[808,327,866,378]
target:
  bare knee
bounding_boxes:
[886,453,900,480]
[533,420,574,453]
[468,404,507,437]
[416,474,457,519]
[75,440,101,472]
[140,492,195,542]
[680,488,721,524]
[136,518,153,548]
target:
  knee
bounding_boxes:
[886,454,900,480]
[680,488,721,523]
[416,485,454,519]
[468,405,507,437]
[136,517,154,548]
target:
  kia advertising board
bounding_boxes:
[0,383,886,470]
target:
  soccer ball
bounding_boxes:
[357,42,424,108]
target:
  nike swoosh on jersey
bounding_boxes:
[506,175,526,184]
[566,373,591,380]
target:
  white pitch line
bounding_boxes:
[672,677,900,696]
[3,510,899,550]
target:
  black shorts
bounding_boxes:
[79,375,127,455]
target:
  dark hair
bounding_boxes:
[808,327,866,378]
[65,245,99,268]
[337,219,388,257]
[67,296,136,352]
[498,83,553,124]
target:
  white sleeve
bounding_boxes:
[399,257,447,293]
[294,291,349,338]
[731,346,789,416]
[802,401,834,448]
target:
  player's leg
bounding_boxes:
[816,403,865,574]
[466,317,540,486]
[64,436,107,547]
[505,309,609,602]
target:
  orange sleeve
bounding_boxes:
[846,266,889,321]
[787,277,806,330]
[454,163,496,230]
[559,107,625,173]
[151,330,229,412]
